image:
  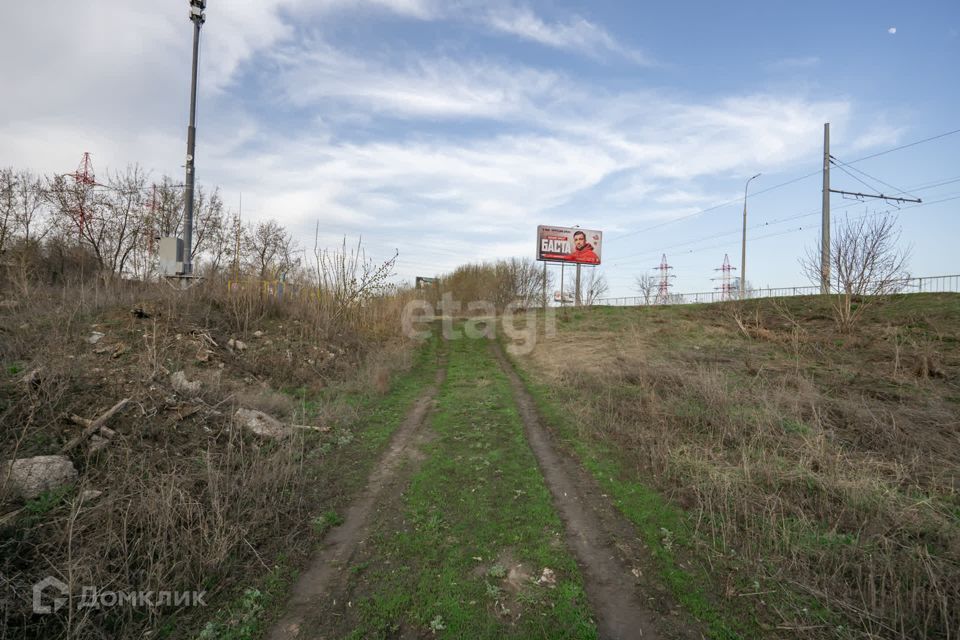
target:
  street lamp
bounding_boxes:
[182,0,206,276]
[740,172,761,298]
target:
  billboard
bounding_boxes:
[537,226,602,265]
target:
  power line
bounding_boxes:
[608,188,960,269]
[830,155,920,200]
[831,159,883,193]
[604,192,960,286]
[605,126,960,244]
[843,128,960,164]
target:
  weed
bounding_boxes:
[508,295,960,638]
[312,510,345,536]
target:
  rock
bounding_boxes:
[227,338,247,352]
[253,330,265,338]
[19,367,44,389]
[3,455,78,499]
[196,349,211,362]
[537,568,556,588]
[87,331,105,345]
[89,435,110,453]
[80,489,103,502]
[234,408,292,439]
[170,371,202,395]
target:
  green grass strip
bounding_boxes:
[505,339,753,640]
[349,336,597,639]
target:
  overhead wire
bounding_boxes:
[830,155,921,200]
[603,192,960,286]
[606,187,960,273]
[605,126,960,244]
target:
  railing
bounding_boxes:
[593,274,960,307]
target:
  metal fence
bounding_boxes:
[593,274,960,307]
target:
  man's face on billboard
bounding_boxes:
[574,232,585,249]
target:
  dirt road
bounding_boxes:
[267,336,701,639]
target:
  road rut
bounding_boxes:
[491,342,701,640]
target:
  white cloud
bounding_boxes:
[0,1,889,289]
[849,123,905,152]
[271,40,564,119]
[482,5,650,63]
[888,27,897,34]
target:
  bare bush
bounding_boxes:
[247,219,299,280]
[430,258,549,311]
[801,213,910,332]
[634,273,657,305]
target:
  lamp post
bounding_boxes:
[182,0,206,276]
[740,172,761,298]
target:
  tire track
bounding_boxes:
[267,359,447,640]
[491,342,702,640]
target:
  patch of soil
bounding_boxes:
[266,361,447,640]
[491,342,703,640]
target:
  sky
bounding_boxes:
[1,0,958,297]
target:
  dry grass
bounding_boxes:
[522,295,960,639]
[0,277,419,639]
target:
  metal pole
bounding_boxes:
[560,263,565,307]
[575,263,582,306]
[542,261,548,309]
[740,172,760,299]
[182,1,205,276]
[821,122,830,294]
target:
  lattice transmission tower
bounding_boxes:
[713,253,737,301]
[69,152,97,236]
[654,254,675,304]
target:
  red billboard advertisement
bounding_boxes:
[537,226,602,265]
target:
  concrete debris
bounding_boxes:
[89,434,110,453]
[235,408,292,439]
[234,408,328,439]
[170,371,202,395]
[537,568,557,588]
[3,455,78,499]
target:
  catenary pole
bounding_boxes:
[821,122,830,294]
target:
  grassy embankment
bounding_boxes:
[507,293,960,639]
[0,283,439,640]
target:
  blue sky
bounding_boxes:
[1,0,957,296]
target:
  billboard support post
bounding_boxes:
[560,263,565,307]
[575,264,582,306]
[542,261,547,309]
